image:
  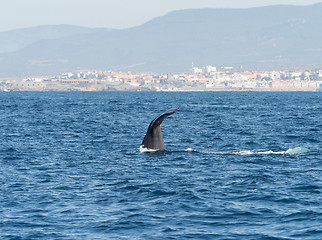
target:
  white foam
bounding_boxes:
[237,150,255,155]
[201,148,307,156]
[202,150,281,155]
[139,145,159,153]
[184,148,195,152]
[141,146,309,155]
[254,150,285,155]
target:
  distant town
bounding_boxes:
[1,65,322,92]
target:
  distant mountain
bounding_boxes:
[0,25,100,53]
[1,4,322,77]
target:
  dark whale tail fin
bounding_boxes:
[141,108,178,151]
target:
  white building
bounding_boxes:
[192,67,203,74]
[204,65,217,73]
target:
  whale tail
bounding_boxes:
[141,108,178,151]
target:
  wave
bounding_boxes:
[185,147,309,156]
[140,146,309,156]
[284,147,309,155]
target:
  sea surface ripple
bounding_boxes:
[1,92,321,239]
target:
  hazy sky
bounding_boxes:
[2,0,322,32]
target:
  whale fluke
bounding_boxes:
[141,108,178,151]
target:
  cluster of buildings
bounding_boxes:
[2,65,322,92]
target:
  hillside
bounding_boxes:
[1,3,322,77]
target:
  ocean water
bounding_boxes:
[1,91,321,240]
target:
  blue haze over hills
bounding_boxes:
[1,3,322,77]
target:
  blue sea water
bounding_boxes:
[1,91,321,240]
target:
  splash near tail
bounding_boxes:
[139,145,160,153]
